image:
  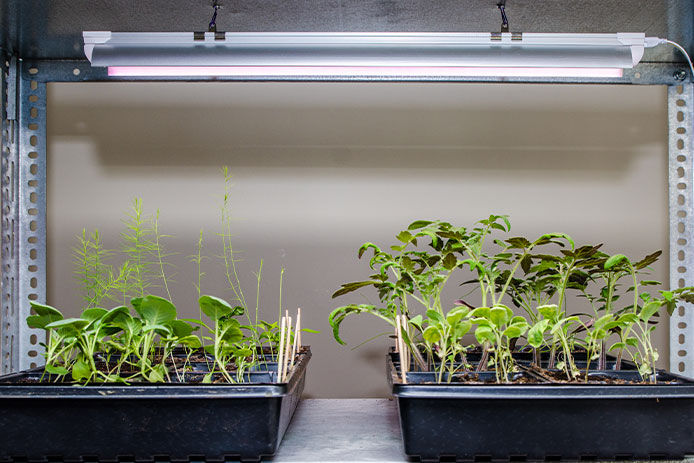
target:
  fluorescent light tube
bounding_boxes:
[83,32,645,78]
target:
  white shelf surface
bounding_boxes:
[271,398,694,463]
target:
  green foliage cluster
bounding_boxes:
[330,216,694,383]
[29,172,314,384]
[27,294,282,384]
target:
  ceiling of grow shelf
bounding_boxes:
[0,0,692,63]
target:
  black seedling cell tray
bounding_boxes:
[388,353,694,462]
[0,348,310,463]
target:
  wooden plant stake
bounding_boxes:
[400,315,410,376]
[290,312,299,369]
[282,316,292,382]
[394,319,399,353]
[396,316,407,384]
[296,307,302,349]
[277,316,286,383]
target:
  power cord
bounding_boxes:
[645,37,694,81]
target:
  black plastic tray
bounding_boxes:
[388,352,694,462]
[0,348,311,462]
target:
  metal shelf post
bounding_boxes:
[0,57,46,374]
[669,82,694,378]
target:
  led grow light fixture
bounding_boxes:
[83,32,648,79]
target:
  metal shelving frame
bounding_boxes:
[0,55,692,377]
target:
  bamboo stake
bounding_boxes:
[400,315,410,375]
[296,307,302,349]
[277,316,286,383]
[290,312,299,369]
[282,316,292,382]
[393,319,399,353]
[396,315,407,384]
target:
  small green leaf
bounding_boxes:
[407,220,433,230]
[331,281,374,298]
[605,254,627,270]
[396,230,413,243]
[422,326,441,344]
[442,253,457,270]
[474,326,495,344]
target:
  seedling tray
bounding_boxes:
[388,353,694,462]
[0,348,311,463]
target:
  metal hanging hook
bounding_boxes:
[497,1,509,33]
[208,0,220,33]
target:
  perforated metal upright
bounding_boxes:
[0,57,46,374]
[670,83,694,378]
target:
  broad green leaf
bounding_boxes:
[490,307,509,327]
[446,309,465,326]
[474,326,495,344]
[136,295,177,325]
[178,335,202,349]
[537,304,559,320]
[46,318,89,330]
[169,320,194,338]
[102,306,130,324]
[29,302,63,318]
[469,307,491,320]
[639,301,661,322]
[634,250,662,270]
[27,311,63,330]
[148,364,166,383]
[502,325,525,339]
[44,363,68,375]
[408,314,424,330]
[82,307,108,323]
[426,309,444,324]
[617,313,639,324]
[422,326,440,344]
[142,324,172,335]
[198,295,233,321]
[527,320,550,347]
[593,314,613,330]
[510,315,527,326]
[505,237,531,249]
[609,342,626,351]
[332,281,374,298]
[72,357,91,381]
[220,318,243,343]
[626,337,639,347]
[453,320,472,338]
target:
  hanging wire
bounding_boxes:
[497,1,509,33]
[208,1,220,33]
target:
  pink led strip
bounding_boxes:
[108,66,624,78]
